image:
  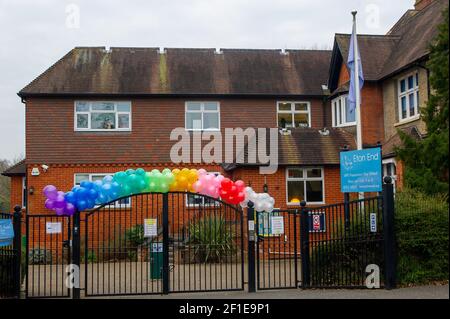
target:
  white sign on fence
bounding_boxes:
[46,222,62,234]
[370,213,377,233]
[270,216,284,235]
[144,219,157,237]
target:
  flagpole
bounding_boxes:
[352,11,363,151]
[352,11,364,201]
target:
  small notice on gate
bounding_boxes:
[370,213,377,233]
[270,216,284,235]
[46,222,62,234]
[144,219,157,237]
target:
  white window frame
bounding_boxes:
[331,94,356,127]
[22,177,26,208]
[286,167,325,205]
[74,101,132,132]
[185,102,220,131]
[185,171,221,207]
[73,173,131,208]
[277,101,311,128]
[397,72,420,123]
[382,158,397,192]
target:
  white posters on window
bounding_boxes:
[270,216,284,235]
[46,222,62,234]
[144,219,157,237]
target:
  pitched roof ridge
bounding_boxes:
[393,0,445,33]
[1,159,26,175]
[387,9,419,35]
[335,33,401,39]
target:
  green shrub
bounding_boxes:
[187,217,236,263]
[28,248,52,265]
[395,188,449,285]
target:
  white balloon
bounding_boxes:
[255,201,265,212]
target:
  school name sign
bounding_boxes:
[340,148,382,193]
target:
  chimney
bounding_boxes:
[414,0,433,10]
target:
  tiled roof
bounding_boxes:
[382,126,423,158]
[19,48,331,97]
[222,127,356,171]
[1,160,26,176]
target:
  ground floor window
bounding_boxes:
[382,159,397,192]
[286,167,324,205]
[74,173,130,207]
[186,172,220,207]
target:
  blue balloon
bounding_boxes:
[96,192,108,205]
[76,199,88,211]
[88,188,98,200]
[80,180,93,189]
[76,187,89,201]
[86,199,95,209]
[103,175,114,184]
[65,191,77,204]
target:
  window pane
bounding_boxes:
[187,194,203,206]
[409,93,415,116]
[118,114,130,129]
[306,181,323,202]
[401,97,407,119]
[293,113,309,127]
[186,102,201,111]
[91,113,116,129]
[345,97,355,123]
[75,174,89,185]
[117,102,131,112]
[400,79,406,93]
[294,103,308,111]
[92,102,115,111]
[278,113,292,128]
[204,102,218,111]
[288,168,303,178]
[338,99,342,124]
[203,113,219,130]
[415,73,419,87]
[278,102,291,111]
[91,175,105,182]
[287,181,305,203]
[76,102,89,112]
[307,168,322,178]
[333,102,338,126]
[76,114,88,128]
[186,112,202,130]
[408,76,414,90]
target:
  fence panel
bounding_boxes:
[0,212,17,298]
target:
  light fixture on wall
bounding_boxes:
[41,164,49,172]
[263,175,268,193]
[29,186,35,195]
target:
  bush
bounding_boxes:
[395,188,449,285]
[28,248,52,265]
[187,217,236,263]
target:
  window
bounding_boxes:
[286,167,324,204]
[75,101,131,131]
[398,72,419,122]
[22,177,27,208]
[74,173,130,207]
[186,172,220,207]
[277,102,310,128]
[382,159,397,193]
[185,102,220,131]
[331,94,355,127]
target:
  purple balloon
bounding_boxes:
[64,203,76,216]
[43,185,58,200]
[45,199,55,210]
[54,195,66,209]
[55,207,65,216]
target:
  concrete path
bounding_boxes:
[100,284,448,299]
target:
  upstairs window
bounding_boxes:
[286,167,324,205]
[398,72,419,122]
[185,102,220,131]
[331,94,355,127]
[277,102,310,128]
[75,101,131,131]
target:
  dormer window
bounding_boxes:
[331,94,355,127]
[398,72,419,122]
[75,101,131,131]
[277,102,310,128]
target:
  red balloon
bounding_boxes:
[221,178,233,191]
[235,180,245,190]
[236,192,245,203]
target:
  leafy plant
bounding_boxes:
[187,217,236,263]
[28,248,52,265]
[395,188,449,285]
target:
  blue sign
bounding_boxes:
[0,219,14,247]
[340,148,382,193]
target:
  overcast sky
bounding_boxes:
[0,0,414,161]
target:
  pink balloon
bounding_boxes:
[197,169,207,177]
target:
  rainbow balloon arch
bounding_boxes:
[42,168,275,216]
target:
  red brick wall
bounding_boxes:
[25,97,328,164]
[338,63,350,87]
[9,176,23,211]
[361,83,385,145]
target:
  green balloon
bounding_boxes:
[114,171,127,184]
[136,168,146,176]
[126,169,135,175]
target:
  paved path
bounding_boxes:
[101,284,448,299]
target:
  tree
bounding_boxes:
[0,159,12,212]
[396,7,449,195]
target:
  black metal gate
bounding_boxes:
[0,211,21,299]
[82,192,244,297]
[25,214,71,298]
[255,188,393,290]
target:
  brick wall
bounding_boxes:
[9,176,23,212]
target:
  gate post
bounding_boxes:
[72,210,81,299]
[162,193,170,295]
[247,202,256,293]
[13,205,22,299]
[300,201,310,288]
[382,176,397,289]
